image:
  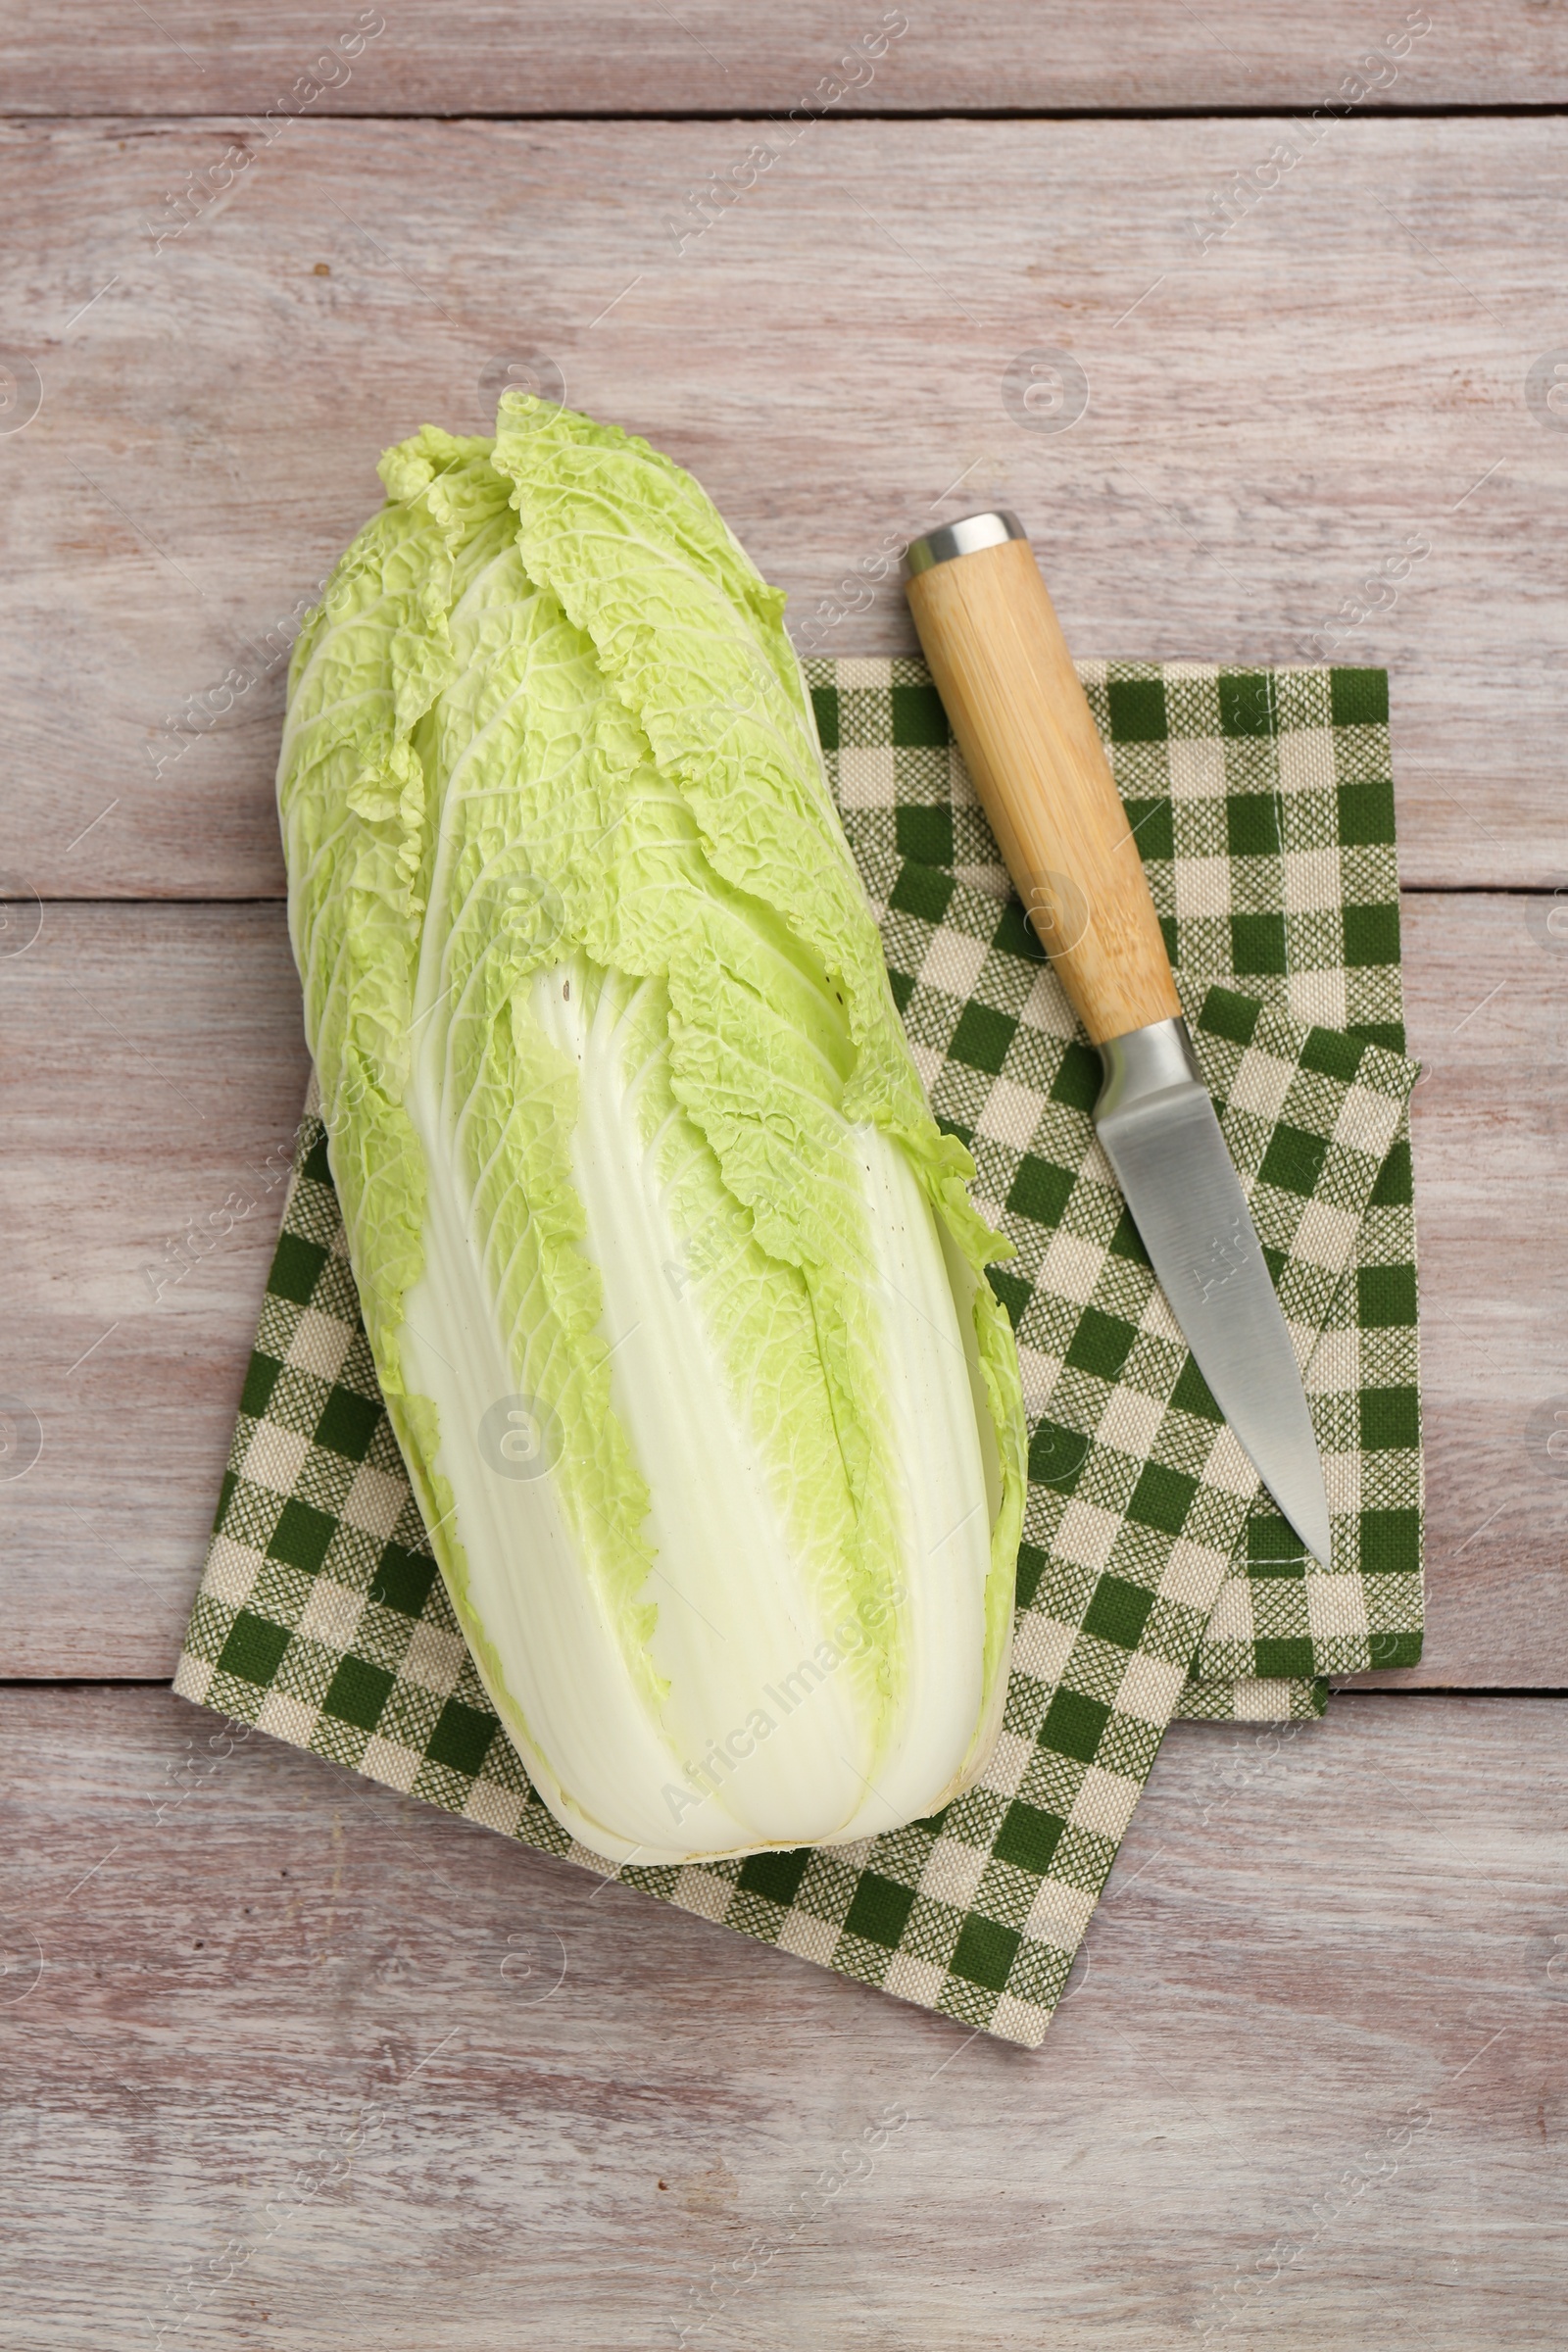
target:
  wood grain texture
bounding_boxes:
[1360,888,1568,1691]
[1,2,1563,116]
[0,905,311,1678]
[2,117,1565,898]
[3,892,1565,1685]
[908,535,1184,1039]
[0,1686,1562,2348]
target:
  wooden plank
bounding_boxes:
[0,1686,1560,2347]
[3,893,1564,1685]
[1359,888,1568,1691]
[0,117,1561,899]
[1,3,1564,116]
[0,905,311,1678]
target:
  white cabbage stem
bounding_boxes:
[399,953,1001,1862]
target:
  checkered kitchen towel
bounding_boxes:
[175,659,1422,2049]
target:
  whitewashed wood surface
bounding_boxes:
[4,2,1564,116]
[3,118,1566,895]
[0,1688,1561,2350]
[4,36,1565,2345]
[3,892,1564,1685]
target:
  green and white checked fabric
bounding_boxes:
[175,658,1422,2049]
[820,658,1422,1689]
[831,660,1406,1047]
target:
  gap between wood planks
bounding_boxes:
[2,1680,1565,1694]
[0,888,1499,903]
[11,105,1568,122]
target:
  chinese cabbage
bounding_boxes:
[277,398,1025,1864]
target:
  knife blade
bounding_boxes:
[904,510,1331,1566]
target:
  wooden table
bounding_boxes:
[2,9,1565,2343]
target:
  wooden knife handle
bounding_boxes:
[905,522,1181,1046]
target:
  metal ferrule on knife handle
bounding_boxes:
[904,511,1333,1567]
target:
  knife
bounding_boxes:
[904,510,1331,1566]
